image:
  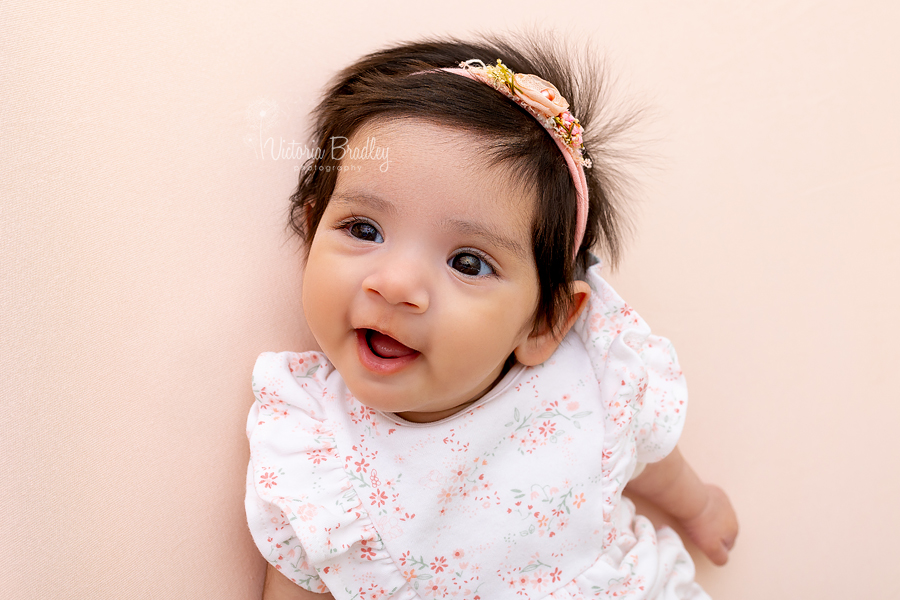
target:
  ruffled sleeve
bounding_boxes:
[246,352,422,599]
[577,264,688,466]
[631,329,688,463]
[553,267,707,598]
[244,351,337,593]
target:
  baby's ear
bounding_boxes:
[514,280,591,366]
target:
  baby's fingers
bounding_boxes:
[705,540,731,566]
[722,527,737,552]
[695,528,735,565]
[683,485,739,566]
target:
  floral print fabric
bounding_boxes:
[245,265,710,599]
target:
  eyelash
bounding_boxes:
[336,216,382,242]
[334,216,499,278]
[449,248,498,279]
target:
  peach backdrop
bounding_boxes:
[2,1,898,598]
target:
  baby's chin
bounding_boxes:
[391,401,479,424]
[346,386,478,424]
[334,352,513,423]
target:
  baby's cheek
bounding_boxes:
[302,258,345,343]
[446,313,519,363]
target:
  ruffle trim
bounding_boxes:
[247,352,420,597]
[574,265,686,554]
[544,500,709,599]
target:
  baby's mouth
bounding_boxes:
[364,329,419,359]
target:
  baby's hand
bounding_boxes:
[680,484,738,566]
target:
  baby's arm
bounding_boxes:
[262,564,334,600]
[626,446,738,565]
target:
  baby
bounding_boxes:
[246,36,738,600]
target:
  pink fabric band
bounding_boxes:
[441,67,589,259]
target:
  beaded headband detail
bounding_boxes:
[456,59,591,169]
[441,59,591,259]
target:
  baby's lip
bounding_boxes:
[356,328,420,374]
[365,328,418,358]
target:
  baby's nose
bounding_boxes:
[362,258,429,312]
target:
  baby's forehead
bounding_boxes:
[331,125,535,247]
[351,117,494,154]
[345,117,537,200]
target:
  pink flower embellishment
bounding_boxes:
[459,59,591,167]
[513,73,569,118]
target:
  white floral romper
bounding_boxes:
[245,264,710,599]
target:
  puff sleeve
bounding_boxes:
[244,351,335,593]
[578,264,688,466]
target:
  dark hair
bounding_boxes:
[289,33,635,334]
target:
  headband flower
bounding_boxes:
[440,59,591,258]
[458,59,591,168]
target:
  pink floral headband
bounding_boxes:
[443,59,591,259]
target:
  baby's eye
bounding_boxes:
[449,252,494,277]
[348,221,383,243]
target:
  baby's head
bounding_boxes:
[292,36,631,422]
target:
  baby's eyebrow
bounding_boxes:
[330,193,398,216]
[442,218,528,261]
[331,192,528,261]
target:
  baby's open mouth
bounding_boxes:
[364,329,418,359]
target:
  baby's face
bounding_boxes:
[302,119,540,422]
